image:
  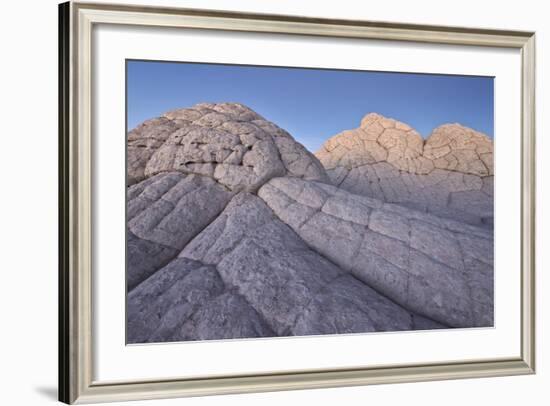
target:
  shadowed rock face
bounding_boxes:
[128,102,329,191]
[126,104,493,343]
[315,113,494,227]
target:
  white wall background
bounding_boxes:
[0,0,547,404]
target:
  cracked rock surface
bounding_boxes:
[126,171,234,289]
[129,192,443,343]
[315,113,494,226]
[258,177,493,327]
[127,104,492,343]
[128,102,329,191]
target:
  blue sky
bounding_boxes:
[127,60,494,152]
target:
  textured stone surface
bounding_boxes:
[127,172,233,251]
[315,113,493,226]
[258,177,493,327]
[127,192,444,342]
[126,171,233,289]
[128,258,224,343]
[128,257,275,343]
[127,231,178,291]
[127,107,493,343]
[178,193,429,336]
[128,102,329,190]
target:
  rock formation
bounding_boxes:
[127,103,493,343]
[128,102,328,191]
[315,113,494,226]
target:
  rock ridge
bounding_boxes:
[314,113,494,226]
[315,112,493,176]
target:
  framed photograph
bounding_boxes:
[59,1,535,404]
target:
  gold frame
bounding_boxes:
[58,1,536,404]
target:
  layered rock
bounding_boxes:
[129,192,443,343]
[127,104,493,343]
[126,171,233,289]
[128,257,275,343]
[258,177,493,327]
[315,113,494,226]
[128,102,329,191]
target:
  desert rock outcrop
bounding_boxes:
[258,177,493,327]
[127,104,493,343]
[315,113,494,226]
[128,102,329,191]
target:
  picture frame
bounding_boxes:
[58,1,536,404]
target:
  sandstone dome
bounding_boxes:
[315,113,494,227]
[127,102,329,191]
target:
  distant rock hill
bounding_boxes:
[127,103,493,343]
[315,113,494,227]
